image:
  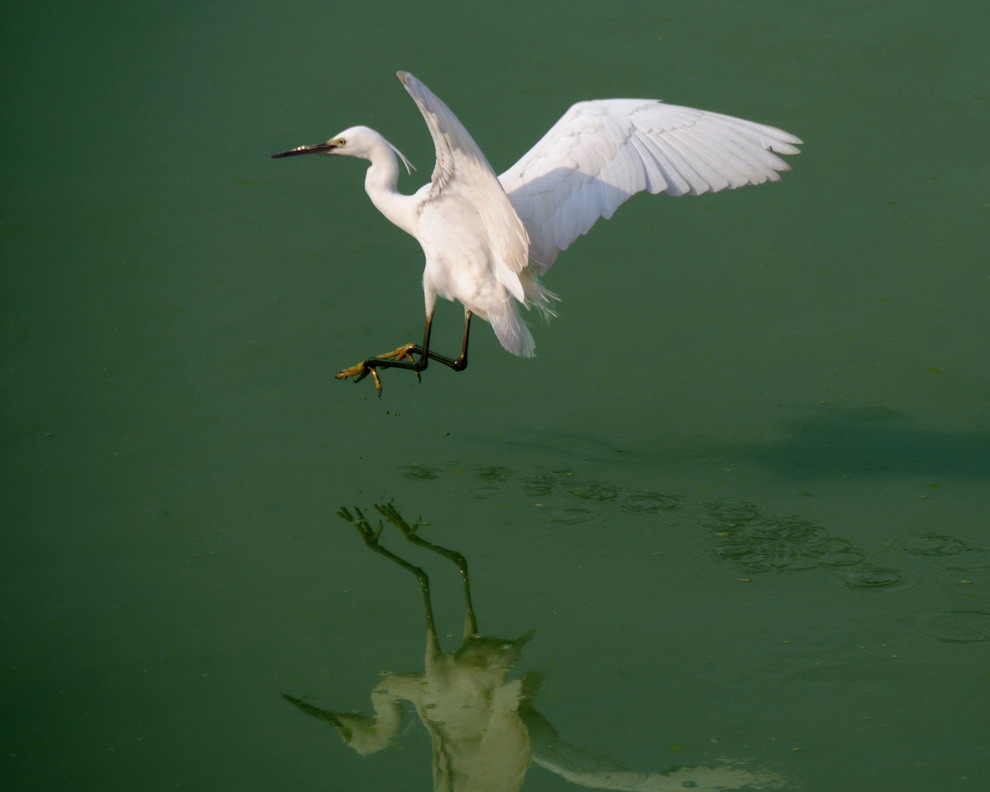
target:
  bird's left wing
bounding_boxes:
[398,72,530,289]
[499,99,801,273]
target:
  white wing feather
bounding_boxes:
[499,99,802,272]
[398,71,531,299]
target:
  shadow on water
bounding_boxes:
[484,407,990,480]
[283,503,791,791]
[721,407,990,480]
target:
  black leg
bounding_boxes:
[374,502,478,639]
[420,310,471,371]
[338,506,439,650]
[336,310,473,395]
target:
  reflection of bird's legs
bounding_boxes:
[336,311,472,396]
[338,506,440,654]
[375,502,478,638]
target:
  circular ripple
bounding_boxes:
[709,544,824,572]
[519,468,577,496]
[470,486,501,500]
[703,511,865,574]
[749,516,822,542]
[814,539,866,568]
[891,532,990,572]
[567,482,620,502]
[544,507,600,525]
[619,491,682,514]
[472,466,514,482]
[704,500,765,525]
[896,532,973,557]
[942,553,990,572]
[913,610,990,644]
[397,463,445,480]
[521,479,555,496]
[842,567,913,592]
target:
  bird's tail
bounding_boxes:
[489,269,558,357]
[489,303,537,358]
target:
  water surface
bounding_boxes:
[2,1,988,790]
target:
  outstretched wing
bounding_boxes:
[498,99,802,272]
[398,72,530,291]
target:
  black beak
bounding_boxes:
[271,141,337,159]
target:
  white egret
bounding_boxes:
[273,71,801,395]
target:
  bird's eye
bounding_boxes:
[336,138,346,147]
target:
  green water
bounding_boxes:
[3,1,988,789]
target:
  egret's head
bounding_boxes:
[271,126,364,159]
[271,125,414,173]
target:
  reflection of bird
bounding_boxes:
[283,503,790,791]
[287,503,536,791]
[273,72,802,394]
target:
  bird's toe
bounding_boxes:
[336,361,371,382]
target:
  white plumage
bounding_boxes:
[500,98,801,272]
[273,71,801,394]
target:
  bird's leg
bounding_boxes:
[334,321,431,395]
[422,310,471,372]
[375,502,478,638]
[338,504,440,653]
[383,310,472,371]
[336,311,472,396]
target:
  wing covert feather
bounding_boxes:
[398,72,530,284]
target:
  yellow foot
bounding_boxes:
[335,360,371,382]
[335,344,422,396]
[335,360,384,396]
[377,344,419,363]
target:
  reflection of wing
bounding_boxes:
[522,709,787,791]
[499,100,801,272]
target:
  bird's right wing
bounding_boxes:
[498,99,801,272]
[398,71,496,198]
[398,72,534,316]
[398,71,531,298]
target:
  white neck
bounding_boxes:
[362,134,417,236]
